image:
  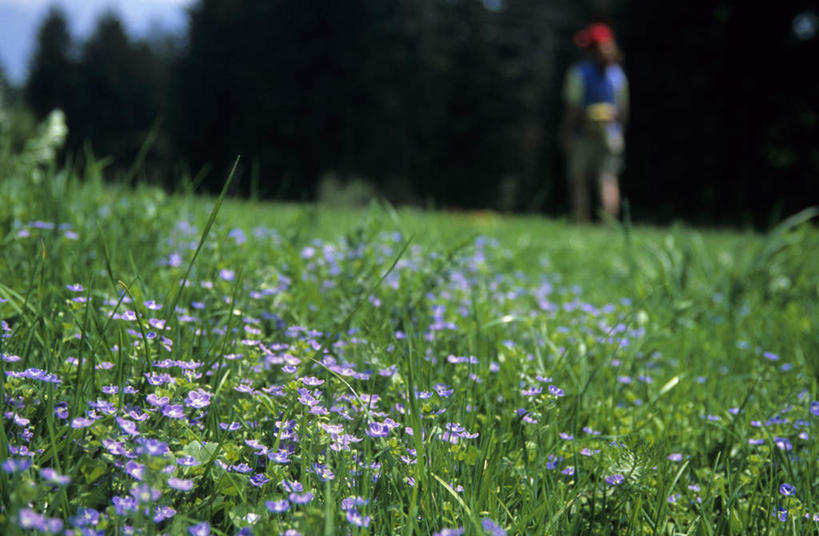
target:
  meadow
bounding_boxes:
[1,120,818,535]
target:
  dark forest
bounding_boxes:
[6,0,819,227]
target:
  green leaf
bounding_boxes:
[80,457,107,484]
[181,440,220,464]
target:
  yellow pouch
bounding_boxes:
[586,103,616,122]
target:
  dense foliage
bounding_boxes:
[1,108,818,535]
[13,0,819,224]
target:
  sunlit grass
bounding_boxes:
[0,143,817,535]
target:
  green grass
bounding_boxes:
[0,126,818,535]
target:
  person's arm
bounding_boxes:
[561,105,582,152]
[617,73,629,129]
[561,67,583,151]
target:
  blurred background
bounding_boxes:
[0,0,817,227]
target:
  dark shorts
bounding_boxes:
[567,129,624,179]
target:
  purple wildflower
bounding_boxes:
[168,478,194,491]
[153,505,176,523]
[366,422,390,438]
[112,495,138,515]
[141,438,168,456]
[116,417,139,437]
[220,421,242,431]
[162,405,186,419]
[131,483,162,503]
[2,458,31,473]
[548,385,565,397]
[667,453,683,462]
[185,388,212,409]
[189,521,211,536]
[147,394,170,407]
[54,402,69,419]
[434,383,454,397]
[345,508,372,528]
[103,438,128,456]
[774,437,793,451]
[605,474,625,486]
[125,461,145,480]
[71,416,95,429]
[145,372,175,386]
[177,456,201,466]
[780,483,796,496]
[40,467,70,485]
[70,508,100,527]
[434,529,465,536]
[282,479,303,492]
[521,386,543,396]
[481,517,506,536]
[250,473,271,487]
[268,450,290,464]
[266,499,290,513]
[231,463,253,474]
[311,463,335,481]
[18,509,46,532]
[300,376,325,386]
[289,492,314,505]
[11,413,29,426]
[340,496,369,511]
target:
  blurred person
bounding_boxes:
[561,23,629,223]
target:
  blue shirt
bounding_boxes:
[563,60,629,115]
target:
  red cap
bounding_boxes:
[574,23,614,48]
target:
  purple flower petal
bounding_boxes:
[481,517,506,536]
[189,521,210,536]
[162,405,186,419]
[289,492,314,505]
[185,388,212,409]
[605,473,625,486]
[345,508,372,528]
[266,499,290,513]
[366,422,390,438]
[168,477,194,491]
[125,461,145,481]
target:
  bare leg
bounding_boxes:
[571,171,591,223]
[599,173,620,219]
